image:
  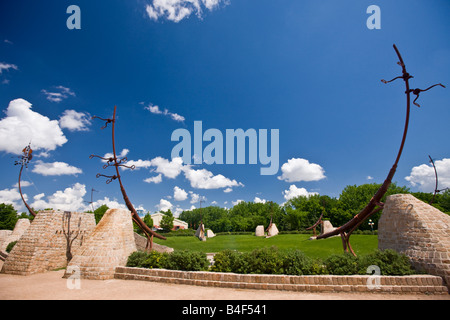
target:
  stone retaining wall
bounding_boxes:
[115,267,449,295]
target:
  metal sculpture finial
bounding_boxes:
[91,106,166,250]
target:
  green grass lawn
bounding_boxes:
[154,234,378,260]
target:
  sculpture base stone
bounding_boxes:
[378,194,450,288]
[1,211,95,276]
[65,209,137,280]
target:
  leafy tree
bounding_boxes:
[160,209,174,231]
[94,204,109,224]
[337,183,409,230]
[143,213,154,229]
[0,203,19,230]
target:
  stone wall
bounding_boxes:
[0,219,31,252]
[0,230,13,251]
[115,267,448,295]
[378,194,450,287]
[64,209,137,280]
[1,211,96,276]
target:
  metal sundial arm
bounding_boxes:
[317,44,445,256]
[91,106,166,242]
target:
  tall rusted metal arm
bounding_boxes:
[316,44,445,256]
[91,106,166,241]
[14,144,36,217]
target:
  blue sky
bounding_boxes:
[0,0,449,216]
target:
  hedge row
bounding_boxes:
[126,247,415,276]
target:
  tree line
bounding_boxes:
[179,183,450,233]
[1,183,449,233]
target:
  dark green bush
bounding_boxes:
[6,241,17,253]
[243,247,284,274]
[282,250,316,275]
[211,249,242,273]
[162,250,209,271]
[324,253,359,275]
[357,249,415,275]
[127,248,415,276]
[126,251,149,268]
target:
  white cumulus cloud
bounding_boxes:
[156,198,174,212]
[405,158,450,192]
[183,167,243,190]
[0,188,26,210]
[32,161,83,176]
[31,183,87,212]
[254,197,266,204]
[0,99,67,155]
[278,158,326,183]
[144,174,163,184]
[173,186,188,201]
[282,185,318,201]
[59,110,91,132]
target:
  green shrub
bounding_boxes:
[162,250,209,271]
[211,249,242,273]
[142,250,168,269]
[282,249,315,275]
[127,248,415,277]
[357,249,415,275]
[6,241,17,253]
[243,247,284,274]
[126,251,149,268]
[324,253,359,275]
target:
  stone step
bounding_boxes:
[115,267,449,295]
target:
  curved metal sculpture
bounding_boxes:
[317,45,445,256]
[429,155,449,205]
[14,144,36,217]
[91,106,166,250]
[306,210,324,237]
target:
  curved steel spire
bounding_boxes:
[317,45,445,256]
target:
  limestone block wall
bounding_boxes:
[0,219,31,252]
[1,211,96,276]
[378,194,450,287]
[65,209,137,280]
[0,230,13,251]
